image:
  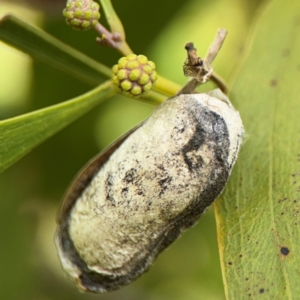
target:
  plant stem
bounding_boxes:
[204,28,227,68]
[96,0,181,98]
[95,0,133,56]
[210,72,229,94]
[180,28,229,95]
[98,0,126,40]
[94,23,133,55]
[118,41,133,56]
[139,90,167,106]
[154,75,182,97]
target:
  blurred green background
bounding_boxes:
[0,0,263,299]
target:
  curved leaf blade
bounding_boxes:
[0,81,115,173]
[0,15,112,85]
[215,0,300,298]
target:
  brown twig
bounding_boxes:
[95,23,121,47]
[94,22,133,56]
[178,28,228,95]
[204,28,227,68]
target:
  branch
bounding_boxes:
[178,28,228,95]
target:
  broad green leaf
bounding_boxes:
[0,81,115,173]
[215,0,300,298]
[0,15,112,85]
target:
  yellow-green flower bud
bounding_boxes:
[137,55,148,65]
[112,54,158,97]
[138,73,150,85]
[117,69,127,80]
[131,86,142,95]
[129,69,141,81]
[142,82,152,92]
[121,80,132,91]
[112,65,119,75]
[112,76,120,86]
[63,0,100,31]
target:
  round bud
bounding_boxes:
[112,54,158,96]
[63,0,100,30]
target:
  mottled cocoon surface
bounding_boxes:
[55,89,244,293]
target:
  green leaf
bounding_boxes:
[0,81,115,173]
[0,15,112,85]
[215,0,300,298]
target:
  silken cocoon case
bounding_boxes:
[55,89,244,293]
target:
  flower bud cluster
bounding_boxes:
[63,0,100,30]
[112,54,158,96]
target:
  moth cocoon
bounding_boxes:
[55,89,244,293]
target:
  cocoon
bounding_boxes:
[55,89,244,293]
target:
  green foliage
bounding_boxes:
[0,15,111,84]
[215,0,300,298]
[0,81,114,172]
[0,14,166,173]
